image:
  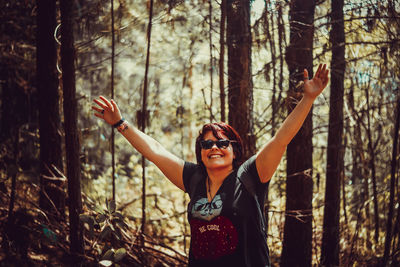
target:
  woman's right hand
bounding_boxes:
[92,96,122,126]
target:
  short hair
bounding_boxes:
[195,122,243,169]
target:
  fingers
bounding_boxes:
[314,64,322,77]
[92,106,103,113]
[111,99,119,113]
[320,64,327,77]
[93,96,116,120]
[99,96,114,111]
[314,64,329,80]
[93,98,107,110]
[94,113,104,119]
[323,68,330,84]
[316,63,327,78]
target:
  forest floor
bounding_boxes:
[0,180,187,266]
[0,179,398,266]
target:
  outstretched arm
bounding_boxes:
[256,64,330,183]
[93,96,185,191]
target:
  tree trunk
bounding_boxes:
[264,6,277,136]
[320,0,345,265]
[226,0,255,160]
[60,0,84,257]
[382,95,400,266]
[37,0,64,219]
[281,1,315,266]
[219,0,226,122]
[140,0,154,250]
[111,0,116,201]
[209,0,214,122]
[365,87,380,244]
[347,81,372,249]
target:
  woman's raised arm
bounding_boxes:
[93,96,185,191]
[255,64,330,183]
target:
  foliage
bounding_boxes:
[80,199,129,266]
[1,0,400,265]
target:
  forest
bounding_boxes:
[0,0,399,266]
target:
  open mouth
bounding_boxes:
[208,154,223,159]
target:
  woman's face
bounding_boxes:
[200,131,235,171]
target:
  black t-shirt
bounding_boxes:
[183,155,270,267]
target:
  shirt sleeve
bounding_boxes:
[237,155,269,203]
[182,161,201,196]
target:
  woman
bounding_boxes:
[93,64,329,266]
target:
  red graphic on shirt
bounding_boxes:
[190,215,238,260]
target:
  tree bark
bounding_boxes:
[37,0,64,219]
[60,0,84,257]
[347,81,372,249]
[227,0,255,160]
[365,87,380,244]
[320,0,345,265]
[140,0,154,248]
[111,0,116,201]
[209,0,214,122]
[382,95,400,266]
[281,1,315,266]
[219,0,226,122]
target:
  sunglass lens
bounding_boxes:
[216,140,230,148]
[201,140,214,149]
[201,139,231,149]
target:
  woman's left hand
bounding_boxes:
[303,63,330,99]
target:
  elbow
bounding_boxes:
[271,136,289,149]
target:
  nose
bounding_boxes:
[211,143,219,149]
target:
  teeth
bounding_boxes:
[209,155,222,159]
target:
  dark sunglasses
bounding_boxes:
[200,139,236,150]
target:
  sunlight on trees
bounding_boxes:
[0,0,399,265]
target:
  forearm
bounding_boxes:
[119,123,165,161]
[117,121,185,190]
[93,96,185,190]
[255,64,329,182]
[255,95,316,183]
[274,94,316,146]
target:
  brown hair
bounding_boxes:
[195,122,243,169]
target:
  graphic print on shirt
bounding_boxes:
[190,195,238,260]
[192,195,222,221]
[190,215,238,260]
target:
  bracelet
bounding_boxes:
[117,120,129,132]
[113,118,125,128]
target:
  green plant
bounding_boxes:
[80,199,129,265]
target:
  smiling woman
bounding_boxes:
[92,63,329,267]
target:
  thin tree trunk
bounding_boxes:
[264,6,277,136]
[394,201,400,261]
[219,0,226,122]
[365,87,380,244]
[37,0,64,219]
[281,1,315,266]
[382,95,400,266]
[227,0,255,160]
[140,0,154,243]
[60,0,84,257]
[320,0,345,264]
[111,0,116,201]
[277,2,285,102]
[348,79,372,249]
[209,0,213,122]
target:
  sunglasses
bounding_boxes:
[200,139,236,150]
